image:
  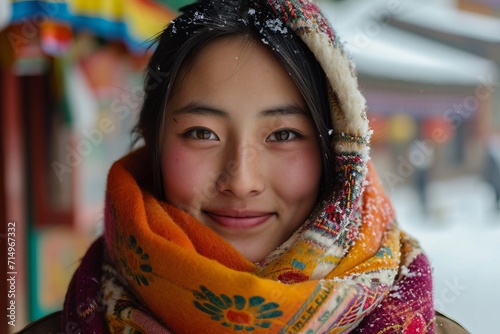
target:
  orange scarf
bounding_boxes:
[99,148,435,333]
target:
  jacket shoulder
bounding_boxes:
[15,311,62,334]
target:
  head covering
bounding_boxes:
[62,1,435,333]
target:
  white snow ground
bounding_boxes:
[391,177,500,334]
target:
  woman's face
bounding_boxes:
[161,36,322,262]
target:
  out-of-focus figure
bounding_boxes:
[483,135,500,212]
[410,138,435,215]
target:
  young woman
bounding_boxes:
[21,0,471,333]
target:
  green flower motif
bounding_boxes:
[374,245,392,258]
[193,286,283,331]
[120,235,154,286]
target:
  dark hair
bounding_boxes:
[133,0,335,200]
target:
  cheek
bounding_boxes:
[161,147,211,208]
[271,149,322,201]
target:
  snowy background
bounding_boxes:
[391,178,500,334]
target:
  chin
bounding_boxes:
[234,242,273,263]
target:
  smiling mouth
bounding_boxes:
[204,212,274,229]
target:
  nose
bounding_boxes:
[216,142,265,198]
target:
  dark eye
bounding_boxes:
[185,128,219,140]
[267,130,298,142]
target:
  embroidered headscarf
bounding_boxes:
[63,1,435,333]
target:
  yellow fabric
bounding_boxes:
[68,0,176,41]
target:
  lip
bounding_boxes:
[204,210,274,230]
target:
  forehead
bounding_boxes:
[180,36,283,86]
[167,35,306,115]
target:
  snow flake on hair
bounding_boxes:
[265,18,288,34]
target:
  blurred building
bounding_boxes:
[321,0,499,198]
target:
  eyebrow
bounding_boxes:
[259,104,308,118]
[172,102,308,119]
[172,102,229,118]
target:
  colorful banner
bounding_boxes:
[9,0,179,53]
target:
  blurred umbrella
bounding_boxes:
[388,113,417,143]
[421,116,454,143]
